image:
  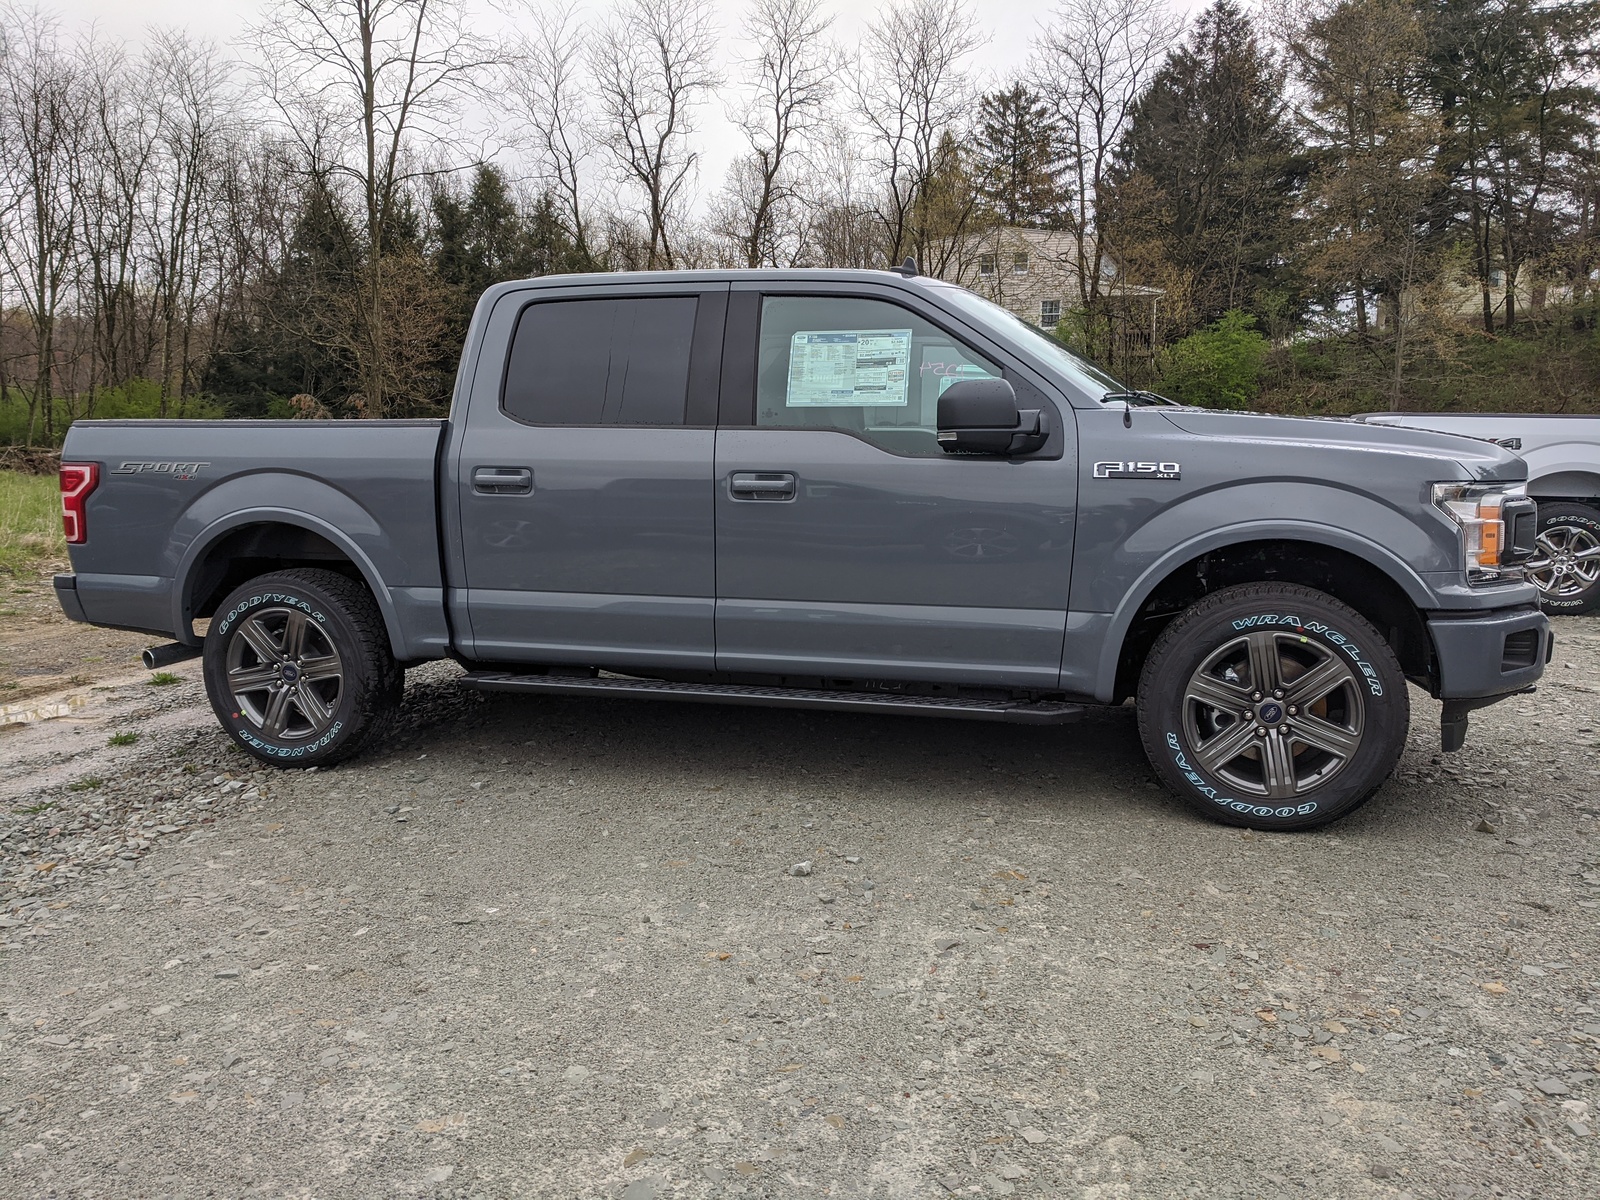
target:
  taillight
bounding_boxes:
[60,462,98,545]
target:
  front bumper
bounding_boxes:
[1427,603,1552,751]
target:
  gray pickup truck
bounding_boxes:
[1359,412,1600,614]
[54,268,1552,830]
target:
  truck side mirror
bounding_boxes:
[936,378,1048,456]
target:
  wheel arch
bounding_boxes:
[1526,472,1600,506]
[174,510,403,655]
[1102,533,1432,704]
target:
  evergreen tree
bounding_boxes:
[971,84,1070,228]
[1108,1,1303,329]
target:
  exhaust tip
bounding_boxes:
[143,643,202,671]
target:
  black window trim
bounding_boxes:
[496,287,727,430]
[721,286,1065,460]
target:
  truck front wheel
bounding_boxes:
[1526,502,1600,614]
[203,568,401,767]
[1135,583,1409,831]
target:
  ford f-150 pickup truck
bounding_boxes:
[1358,412,1600,614]
[53,268,1553,830]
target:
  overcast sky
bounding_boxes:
[60,0,1207,207]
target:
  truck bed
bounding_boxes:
[58,419,448,656]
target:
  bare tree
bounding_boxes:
[248,0,499,414]
[145,31,240,415]
[806,122,881,267]
[852,0,983,269]
[718,0,833,268]
[74,36,157,412]
[508,1,597,259]
[1032,0,1180,353]
[0,5,89,443]
[589,0,720,269]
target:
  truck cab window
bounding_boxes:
[502,296,698,426]
[755,295,1000,457]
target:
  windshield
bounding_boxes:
[934,283,1130,400]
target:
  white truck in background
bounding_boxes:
[1359,413,1600,613]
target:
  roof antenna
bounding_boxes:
[894,256,919,277]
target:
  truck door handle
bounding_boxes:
[729,471,796,501]
[472,466,533,495]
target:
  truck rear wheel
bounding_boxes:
[1135,583,1409,831]
[1526,502,1600,615]
[203,568,401,767]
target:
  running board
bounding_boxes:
[460,672,1087,725]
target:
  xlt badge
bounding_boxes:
[1094,460,1181,480]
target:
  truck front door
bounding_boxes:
[454,282,727,669]
[714,285,1077,688]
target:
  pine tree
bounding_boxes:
[971,84,1070,228]
[1108,0,1302,329]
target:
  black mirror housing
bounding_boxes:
[937,378,1048,456]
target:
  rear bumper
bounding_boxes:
[52,572,177,640]
[1427,604,1551,700]
[53,573,87,623]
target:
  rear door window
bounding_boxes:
[503,296,698,426]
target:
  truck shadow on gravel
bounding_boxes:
[374,664,1437,833]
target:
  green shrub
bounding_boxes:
[1159,310,1269,409]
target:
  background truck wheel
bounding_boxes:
[1135,583,1409,831]
[203,568,401,767]
[1526,502,1600,615]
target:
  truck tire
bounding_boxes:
[1526,502,1600,615]
[1135,583,1409,831]
[203,568,401,767]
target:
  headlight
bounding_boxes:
[1432,482,1530,584]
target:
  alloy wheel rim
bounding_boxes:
[1525,525,1600,599]
[224,607,344,740]
[1182,630,1366,800]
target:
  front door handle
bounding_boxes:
[472,466,533,495]
[729,471,796,501]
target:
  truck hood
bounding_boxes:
[1156,408,1528,483]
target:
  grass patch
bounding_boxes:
[18,800,57,814]
[148,671,183,686]
[67,777,103,792]
[108,731,139,746]
[0,469,62,575]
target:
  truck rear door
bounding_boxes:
[452,280,728,668]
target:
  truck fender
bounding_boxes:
[170,492,404,657]
[1090,518,1434,703]
[1520,444,1600,501]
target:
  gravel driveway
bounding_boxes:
[2,618,1597,1199]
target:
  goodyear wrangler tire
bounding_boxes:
[1525,502,1600,615]
[203,568,400,767]
[1136,583,1409,831]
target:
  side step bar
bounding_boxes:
[460,671,1087,725]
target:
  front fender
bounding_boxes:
[1085,515,1436,704]
[168,473,403,653]
[1521,444,1600,501]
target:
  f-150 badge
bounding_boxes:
[1094,460,1181,480]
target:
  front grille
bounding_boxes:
[1502,629,1540,671]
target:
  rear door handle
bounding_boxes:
[472,466,533,495]
[729,471,796,501]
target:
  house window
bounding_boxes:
[1489,268,1505,288]
[977,253,996,277]
[1039,299,1061,329]
[1012,252,1030,275]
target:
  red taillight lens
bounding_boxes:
[60,462,98,545]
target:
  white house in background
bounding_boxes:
[942,225,1163,359]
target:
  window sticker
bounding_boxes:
[786,328,912,407]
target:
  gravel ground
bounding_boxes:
[1,617,1597,1200]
